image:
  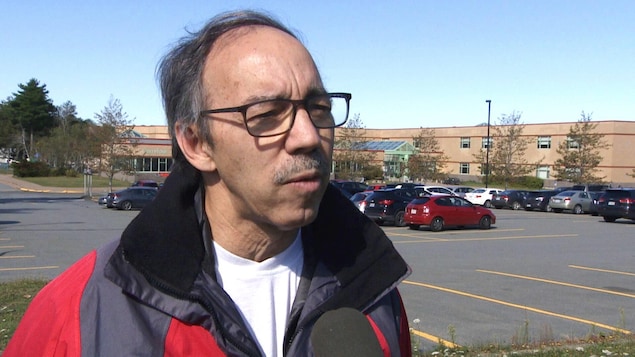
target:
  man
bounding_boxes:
[5,10,411,356]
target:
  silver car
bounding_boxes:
[548,190,592,214]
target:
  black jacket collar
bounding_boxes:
[118,160,409,300]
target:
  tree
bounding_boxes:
[406,127,448,183]
[552,112,609,184]
[473,111,539,188]
[333,114,378,180]
[7,79,57,159]
[94,97,138,191]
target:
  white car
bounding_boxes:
[414,185,456,197]
[464,188,504,208]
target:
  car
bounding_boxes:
[571,183,610,192]
[349,191,372,212]
[404,195,496,232]
[414,185,456,197]
[587,191,604,216]
[523,190,559,212]
[329,180,369,196]
[491,189,530,210]
[131,180,160,188]
[451,186,475,198]
[548,190,592,214]
[464,188,504,208]
[384,182,418,190]
[596,188,635,222]
[98,194,110,205]
[363,188,418,226]
[106,187,158,210]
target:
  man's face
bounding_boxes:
[201,26,333,231]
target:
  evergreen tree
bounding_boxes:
[552,112,609,184]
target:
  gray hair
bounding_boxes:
[156,10,299,160]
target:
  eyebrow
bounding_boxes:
[241,87,328,105]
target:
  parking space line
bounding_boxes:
[476,269,635,299]
[402,280,631,335]
[569,265,635,277]
[0,266,59,272]
[394,234,578,244]
[410,328,460,348]
[0,255,35,259]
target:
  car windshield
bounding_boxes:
[471,189,486,193]
[556,190,576,196]
[350,193,367,201]
[603,190,633,199]
[409,197,431,205]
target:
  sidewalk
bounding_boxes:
[0,174,111,195]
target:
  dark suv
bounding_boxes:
[491,190,530,210]
[597,188,635,222]
[363,188,417,226]
[523,190,559,212]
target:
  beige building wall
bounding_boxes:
[131,121,635,186]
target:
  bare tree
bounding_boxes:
[94,97,138,191]
[333,114,377,180]
[552,112,609,184]
[473,111,540,188]
[407,127,448,183]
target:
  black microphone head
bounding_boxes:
[310,307,384,357]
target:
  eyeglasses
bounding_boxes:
[199,92,351,137]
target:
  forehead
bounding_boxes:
[203,25,322,103]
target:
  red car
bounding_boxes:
[404,195,496,232]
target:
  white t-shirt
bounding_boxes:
[213,233,303,357]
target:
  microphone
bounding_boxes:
[310,307,384,357]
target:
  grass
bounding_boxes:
[0,279,49,351]
[0,168,130,188]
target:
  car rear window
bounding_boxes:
[409,197,431,205]
[603,190,635,199]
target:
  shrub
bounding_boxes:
[11,161,51,177]
[65,169,79,178]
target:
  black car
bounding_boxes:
[363,188,417,226]
[587,191,604,216]
[106,187,158,210]
[523,190,559,212]
[491,190,530,210]
[329,180,369,197]
[597,188,635,222]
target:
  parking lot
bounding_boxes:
[1,187,633,352]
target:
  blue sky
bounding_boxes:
[1,1,633,129]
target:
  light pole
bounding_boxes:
[485,100,491,188]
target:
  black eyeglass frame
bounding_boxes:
[199,92,352,138]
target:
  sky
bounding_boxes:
[1,1,633,129]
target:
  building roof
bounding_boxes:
[352,140,414,152]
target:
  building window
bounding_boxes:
[567,137,580,149]
[536,165,550,179]
[481,137,493,149]
[135,157,173,173]
[460,137,470,148]
[459,163,470,174]
[537,136,551,149]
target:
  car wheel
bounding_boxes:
[545,205,553,212]
[512,201,521,210]
[430,217,444,232]
[479,216,492,229]
[408,224,420,230]
[603,216,617,223]
[121,201,133,211]
[573,205,583,214]
[394,211,406,227]
[484,200,492,208]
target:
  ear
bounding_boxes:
[174,122,217,172]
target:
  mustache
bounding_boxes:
[274,151,330,184]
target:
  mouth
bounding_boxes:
[283,171,324,191]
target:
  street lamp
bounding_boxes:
[485,100,491,188]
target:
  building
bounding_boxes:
[131,121,635,186]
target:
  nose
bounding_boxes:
[285,106,322,153]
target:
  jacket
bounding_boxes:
[5,160,412,356]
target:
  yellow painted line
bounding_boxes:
[569,265,635,277]
[394,234,578,244]
[410,328,460,348]
[0,266,59,272]
[0,245,24,249]
[0,255,35,259]
[476,269,635,299]
[402,280,631,335]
